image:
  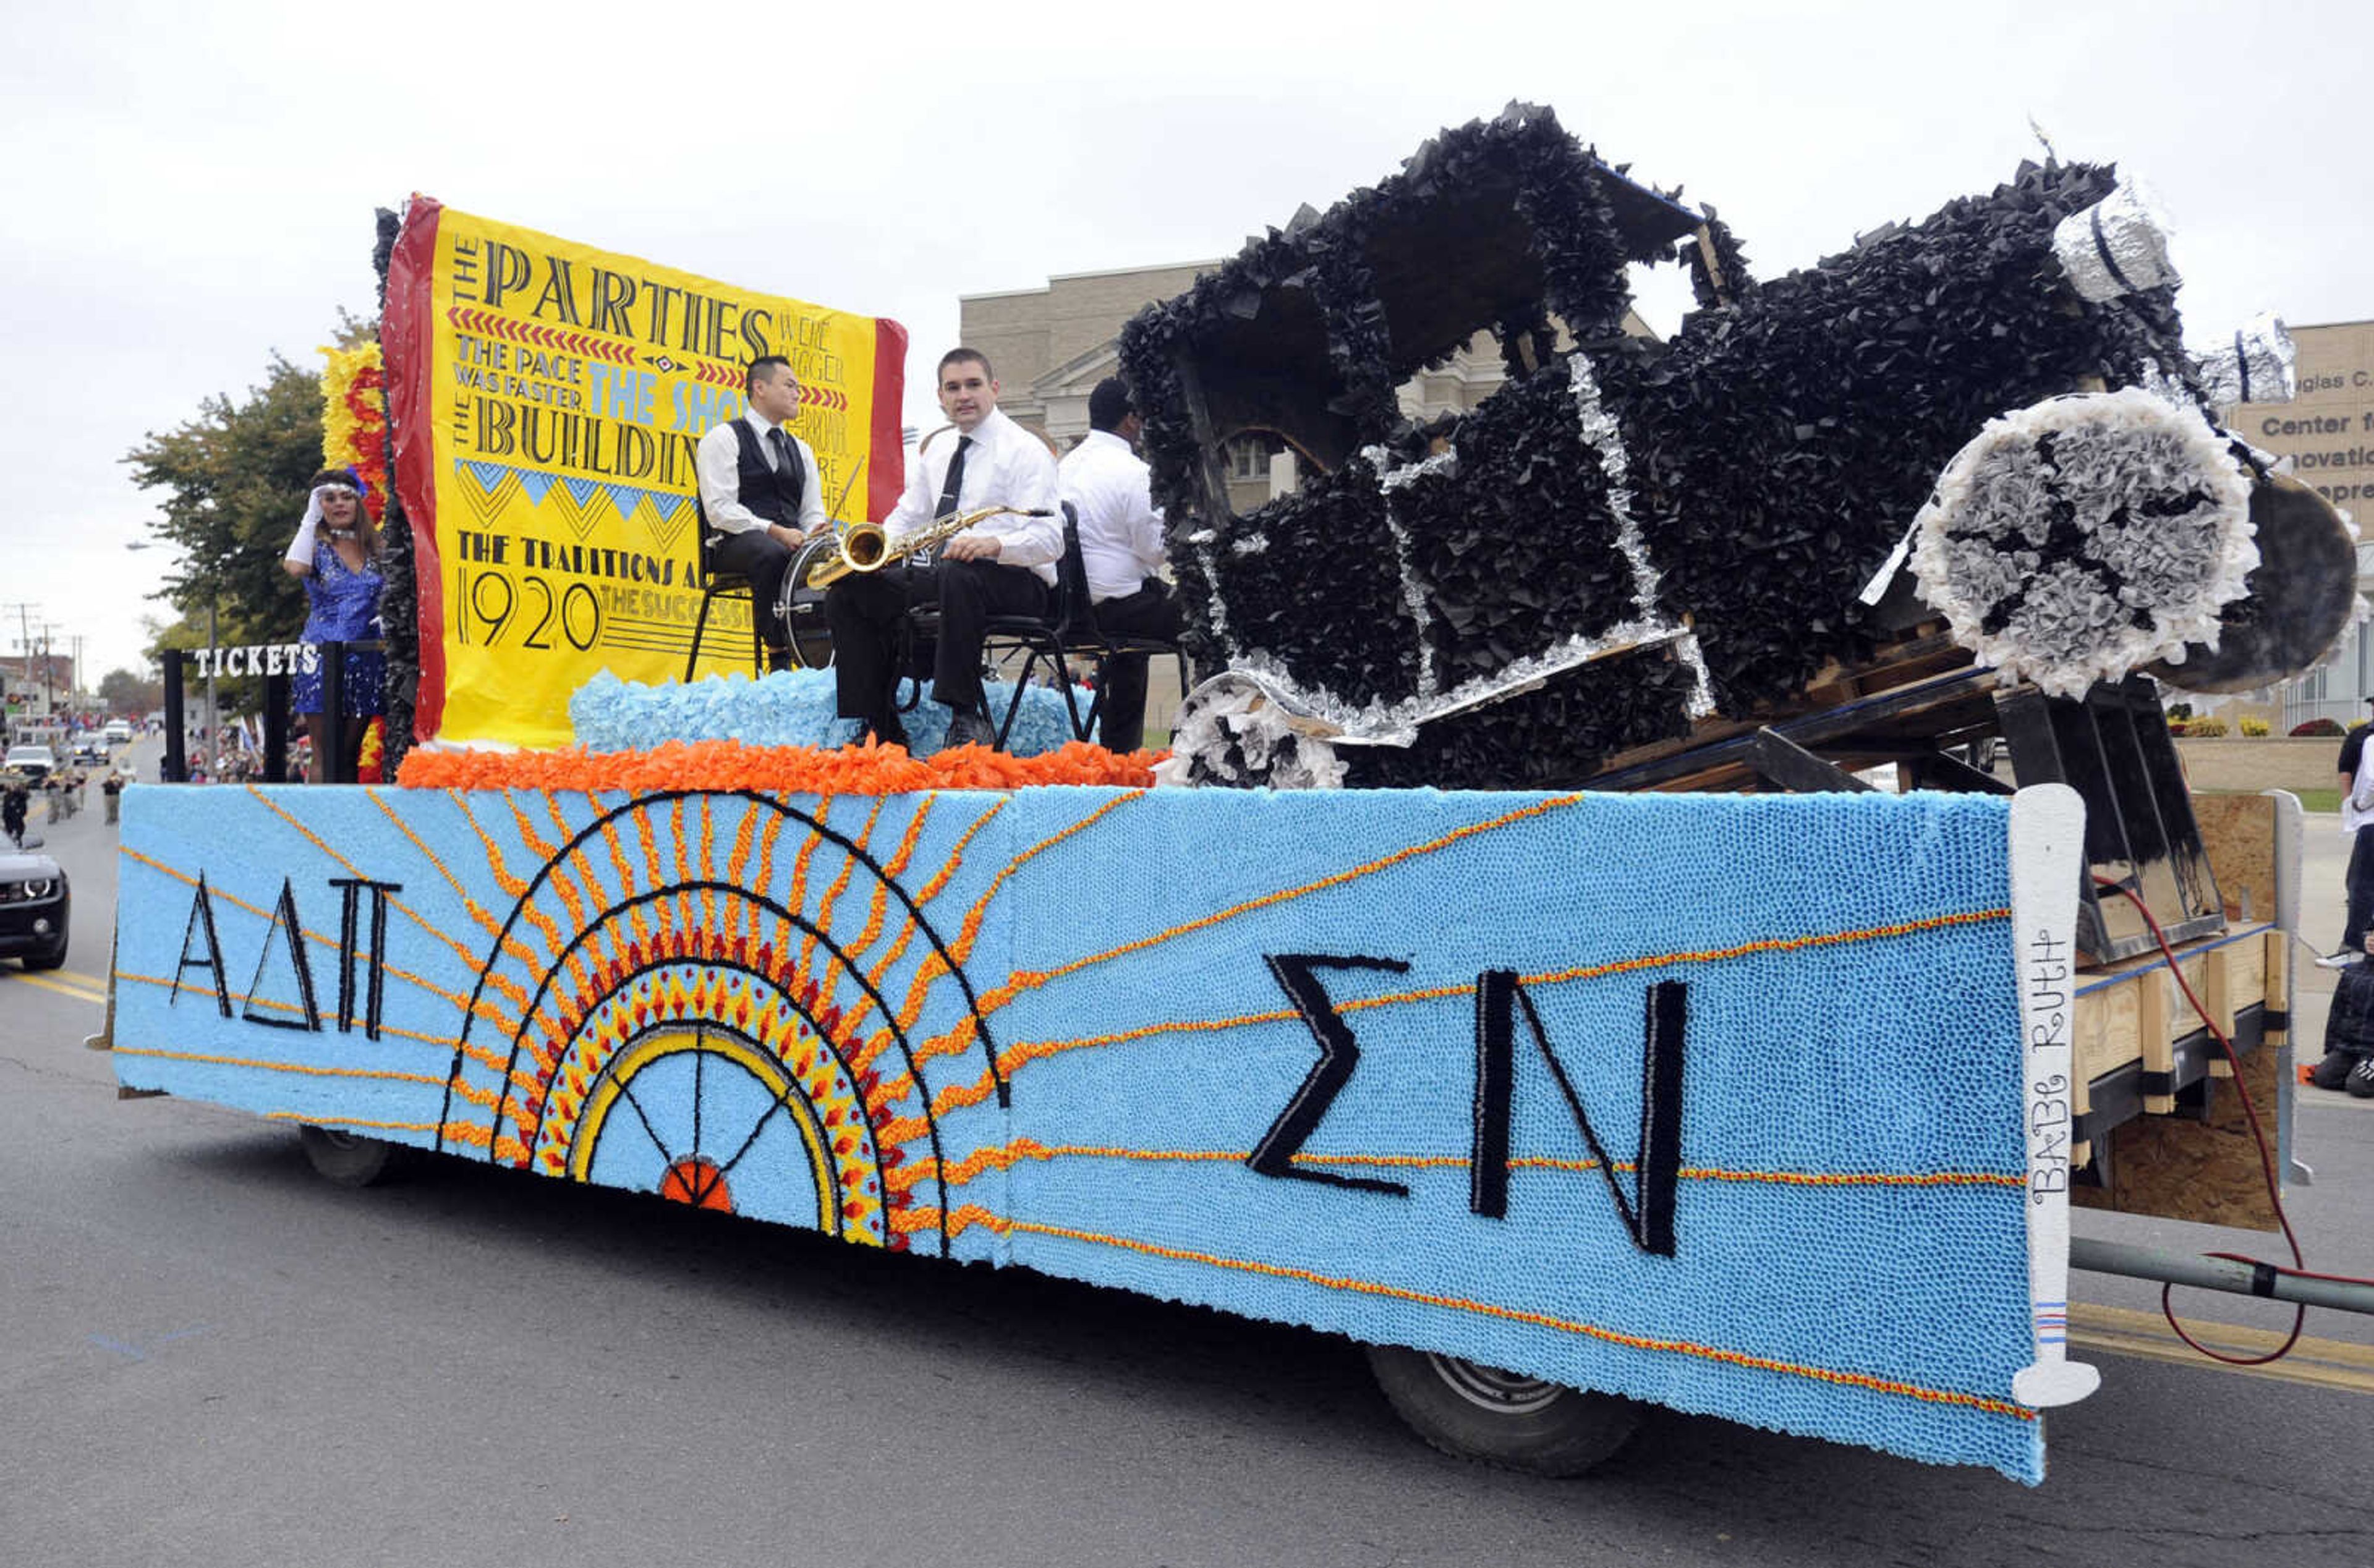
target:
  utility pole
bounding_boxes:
[205,600,218,769]
[1,601,33,740]
[37,621,64,715]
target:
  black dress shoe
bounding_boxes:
[2310,1048,2360,1090]
[943,711,997,750]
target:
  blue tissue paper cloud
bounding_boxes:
[569,668,1093,756]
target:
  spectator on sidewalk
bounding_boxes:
[2321,723,2374,969]
[1,773,26,847]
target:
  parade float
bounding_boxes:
[104,106,2359,1485]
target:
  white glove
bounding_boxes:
[286,485,341,566]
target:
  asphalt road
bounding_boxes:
[1,758,2368,1567]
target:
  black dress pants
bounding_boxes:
[1089,578,1185,753]
[709,528,795,664]
[825,559,1047,730]
[2345,823,2374,956]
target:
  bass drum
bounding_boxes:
[778,534,841,671]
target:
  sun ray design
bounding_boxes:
[990,903,2012,1080]
[116,846,513,1029]
[983,792,1584,1016]
[364,788,535,972]
[240,784,493,975]
[783,792,833,940]
[726,797,762,936]
[106,972,482,1064]
[746,802,783,952]
[434,790,1006,1255]
[810,797,928,1016]
[454,793,570,970]
[697,795,720,931]
[836,799,1002,1061]
[595,814,650,949]
[890,1138,2026,1195]
[862,793,1138,1098]
[516,791,603,1002]
[798,795,883,986]
[880,898,2017,1124]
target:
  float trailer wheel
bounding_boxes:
[299,1124,406,1188]
[1366,1345,1643,1476]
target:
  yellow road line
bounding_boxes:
[2070,1302,2374,1395]
[4,970,107,1005]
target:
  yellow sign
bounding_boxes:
[385,198,906,746]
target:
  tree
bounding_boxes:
[122,311,376,653]
[123,350,326,651]
[97,666,164,717]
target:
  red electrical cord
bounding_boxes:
[2090,877,2374,1363]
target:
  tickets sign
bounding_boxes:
[384,198,906,746]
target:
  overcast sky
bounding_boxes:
[2,0,2365,688]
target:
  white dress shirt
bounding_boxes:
[2345,737,2374,834]
[887,405,1062,585]
[695,411,828,537]
[1059,428,1166,601]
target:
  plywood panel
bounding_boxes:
[2193,792,2280,923]
[2072,1020,2284,1231]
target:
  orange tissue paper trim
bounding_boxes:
[396,737,1165,795]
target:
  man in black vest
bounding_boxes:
[694,356,828,670]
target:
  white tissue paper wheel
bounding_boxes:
[1908,388,2256,698]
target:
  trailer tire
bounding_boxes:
[299,1124,406,1188]
[1365,1346,1643,1476]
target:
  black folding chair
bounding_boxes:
[978,505,1188,752]
[682,527,766,680]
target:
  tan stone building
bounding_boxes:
[959,261,1656,512]
[2223,321,2374,733]
[960,261,1214,447]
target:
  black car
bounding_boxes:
[0,848,69,970]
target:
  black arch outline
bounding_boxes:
[442,789,1005,1111]
[448,881,953,1255]
[569,1018,855,1231]
[541,957,890,1237]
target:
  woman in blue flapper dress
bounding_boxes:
[283,468,387,781]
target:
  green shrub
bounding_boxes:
[2188,716,2229,738]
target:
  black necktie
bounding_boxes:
[767,426,792,473]
[935,435,972,519]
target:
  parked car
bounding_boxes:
[0,846,69,970]
[3,745,56,782]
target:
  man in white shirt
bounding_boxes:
[2333,729,2374,968]
[694,356,828,671]
[1060,377,1183,752]
[824,347,1061,748]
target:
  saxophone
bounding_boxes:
[799,505,1053,589]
